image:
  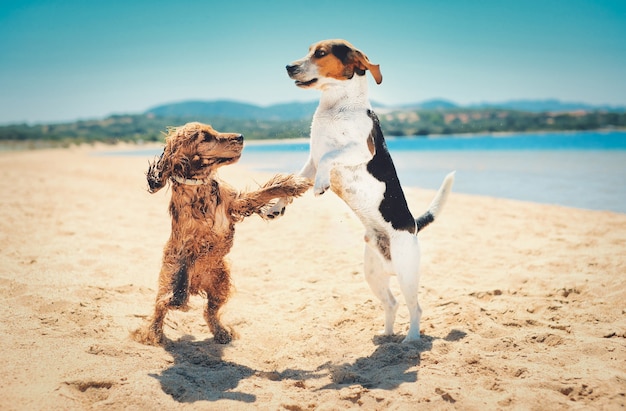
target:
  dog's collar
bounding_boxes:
[170,175,210,186]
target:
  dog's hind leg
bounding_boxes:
[131,256,187,346]
[196,259,233,344]
[363,244,398,337]
[390,233,423,342]
[140,298,169,345]
[204,296,232,344]
[132,278,175,345]
[132,299,169,345]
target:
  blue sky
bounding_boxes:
[1,0,625,124]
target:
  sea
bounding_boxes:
[118,130,626,214]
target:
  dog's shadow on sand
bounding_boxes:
[150,330,466,403]
[149,335,325,403]
[316,329,466,390]
[149,336,258,403]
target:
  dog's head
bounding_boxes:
[286,39,382,89]
[146,122,244,193]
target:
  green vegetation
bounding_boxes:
[1,109,625,145]
[380,109,626,136]
[0,115,312,146]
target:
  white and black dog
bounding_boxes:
[266,39,455,342]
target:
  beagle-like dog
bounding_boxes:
[266,39,455,342]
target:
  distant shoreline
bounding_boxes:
[1,127,625,153]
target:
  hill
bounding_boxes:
[468,99,626,113]
[146,100,319,121]
[1,99,625,145]
[145,98,625,120]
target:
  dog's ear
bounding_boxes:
[146,149,168,193]
[353,49,382,85]
[148,126,192,193]
[332,43,382,85]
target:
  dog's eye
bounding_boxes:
[314,49,327,58]
[202,133,215,142]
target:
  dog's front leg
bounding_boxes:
[315,145,369,196]
[263,156,316,219]
[313,151,338,196]
[232,174,311,219]
[298,155,318,180]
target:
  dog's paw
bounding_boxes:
[267,206,286,220]
[213,327,233,344]
[131,325,164,346]
[262,199,287,219]
[401,331,421,343]
[314,177,330,196]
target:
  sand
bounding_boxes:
[0,144,625,410]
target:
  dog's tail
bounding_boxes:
[415,171,455,233]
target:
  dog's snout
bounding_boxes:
[286,64,298,75]
[235,134,244,143]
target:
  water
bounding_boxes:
[110,131,626,213]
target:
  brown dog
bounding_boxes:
[132,122,311,345]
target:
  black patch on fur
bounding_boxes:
[366,110,415,233]
[146,151,165,192]
[197,196,208,216]
[190,155,203,171]
[331,44,366,78]
[416,211,435,232]
[147,175,160,192]
[331,44,351,64]
[210,180,221,206]
[169,262,188,308]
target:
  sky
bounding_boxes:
[1,0,625,125]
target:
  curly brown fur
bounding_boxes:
[132,122,311,345]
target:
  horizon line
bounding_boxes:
[2,97,625,127]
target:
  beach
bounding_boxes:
[1,144,625,410]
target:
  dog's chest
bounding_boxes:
[171,186,232,235]
[313,106,417,233]
[310,109,373,164]
[211,206,232,235]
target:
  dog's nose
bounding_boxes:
[235,134,244,143]
[286,64,298,75]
